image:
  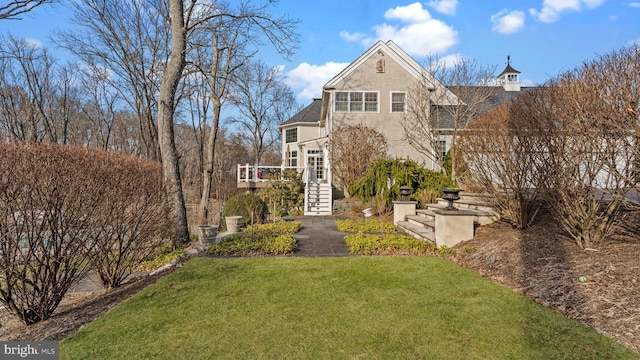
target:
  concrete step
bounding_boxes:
[397,221,436,243]
[406,215,435,231]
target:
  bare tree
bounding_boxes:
[56,0,171,160]
[77,62,122,150]
[329,124,388,196]
[187,14,250,223]
[0,0,52,20]
[0,35,59,142]
[461,45,640,248]
[403,55,497,182]
[228,60,298,166]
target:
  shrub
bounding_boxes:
[222,193,268,230]
[0,143,170,325]
[336,219,397,233]
[260,169,304,218]
[345,233,435,255]
[207,221,301,256]
[137,247,186,272]
[262,235,297,255]
[88,151,170,289]
[348,159,453,206]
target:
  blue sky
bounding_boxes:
[1,0,639,106]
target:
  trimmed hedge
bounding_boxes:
[207,221,301,256]
[222,193,268,230]
[345,233,436,255]
[336,219,397,233]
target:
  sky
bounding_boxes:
[1,0,639,106]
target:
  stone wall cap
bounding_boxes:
[433,209,476,216]
[392,200,418,204]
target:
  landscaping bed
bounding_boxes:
[447,210,640,354]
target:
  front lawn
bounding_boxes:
[61,257,638,359]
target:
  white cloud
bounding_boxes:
[25,38,43,49]
[491,9,526,34]
[428,53,465,70]
[631,2,640,7]
[384,2,432,23]
[529,0,606,23]
[629,37,640,46]
[285,62,350,101]
[339,31,365,42]
[342,2,458,57]
[428,0,458,15]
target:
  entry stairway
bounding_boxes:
[304,181,332,216]
[396,192,499,243]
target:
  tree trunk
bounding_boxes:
[198,99,222,224]
[157,0,189,246]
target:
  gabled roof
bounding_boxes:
[323,40,455,101]
[279,99,322,129]
[320,40,461,125]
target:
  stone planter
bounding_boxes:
[442,188,461,210]
[399,186,412,201]
[225,216,243,233]
[197,225,218,248]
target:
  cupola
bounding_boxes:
[497,55,521,92]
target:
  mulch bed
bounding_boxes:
[446,210,640,354]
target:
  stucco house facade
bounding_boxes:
[277,40,524,215]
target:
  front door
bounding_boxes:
[307,149,324,182]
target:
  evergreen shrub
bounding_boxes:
[348,159,453,206]
[222,192,268,229]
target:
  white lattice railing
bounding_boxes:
[236,164,302,183]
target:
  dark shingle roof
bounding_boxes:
[498,62,521,77]
[280,98,322,127]
[434,86,533,129]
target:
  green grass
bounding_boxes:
[61,257,639,359]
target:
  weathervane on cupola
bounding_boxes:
[497,55,521,92]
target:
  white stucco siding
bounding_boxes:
[281,123,326,166]
[328,51,436,167]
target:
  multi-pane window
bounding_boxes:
[391,92,406,113]
[285,128,297,143]
[287,150,297,167]
[364,92,378,112]
[350,92,363,112]
[335,92,348,111]
[334,91,378,112]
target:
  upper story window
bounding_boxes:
[285,128,297,143]
[391,92,406,113]
[335,91,378,112]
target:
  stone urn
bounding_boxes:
[442,188,462,210]
[225,216,243,233]
[197,225,218,248]
[399,186,412,201]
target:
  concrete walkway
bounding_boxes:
[286,216,351,257]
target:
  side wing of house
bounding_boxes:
[279,99,328,180]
